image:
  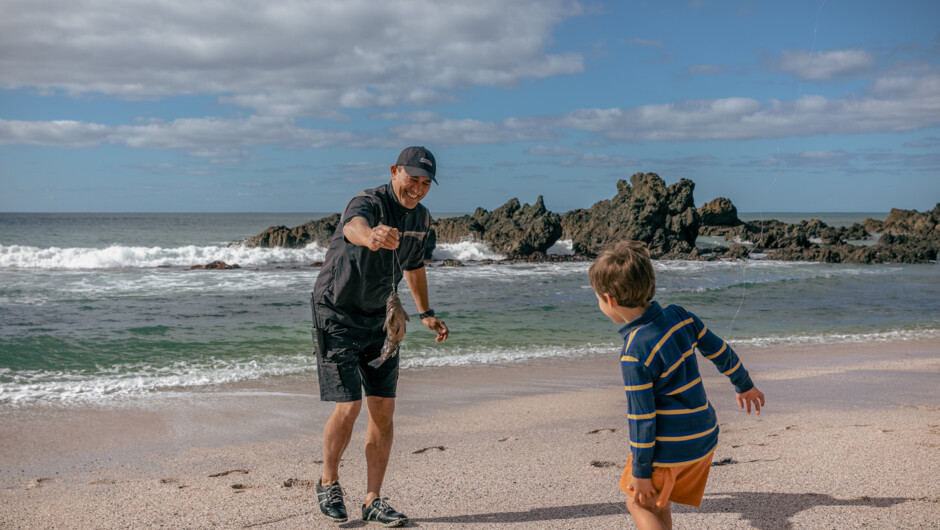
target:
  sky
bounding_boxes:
[1,0,939,214]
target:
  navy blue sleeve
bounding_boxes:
[687,310,754,394]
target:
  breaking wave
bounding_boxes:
[0,243,327,269]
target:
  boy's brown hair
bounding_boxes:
[588,240,656,308]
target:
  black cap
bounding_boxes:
[396,146,437,184]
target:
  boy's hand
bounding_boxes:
[736,386,765,415]
[628,476,659,508]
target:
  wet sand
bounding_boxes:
[1,339,939,529]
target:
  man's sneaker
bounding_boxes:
[362,497,408,527]
[316,479,348,522]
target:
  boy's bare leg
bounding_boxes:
[321,400,362,484]
[364,396,395,505]
[626,496,673,530]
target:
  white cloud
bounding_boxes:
[526,145,580,156]
[561,75,940,142]
[561,152,636,168]
[0,119,111,148]
[0,0,584,116]
[776,49,876,81]
[390,117,560,145]
[5,74,939,152]
[687,64,726,75]
[0,115,375,152]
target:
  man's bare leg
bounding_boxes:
[321,400,362,485]
[364,396,395,505]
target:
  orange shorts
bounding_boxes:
[619,449,715,508]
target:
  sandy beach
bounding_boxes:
[2,339,938,529]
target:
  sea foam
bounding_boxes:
[0,244,327,269]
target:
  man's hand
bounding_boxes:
[343,217,399,251]
[367,224,399,251]
[736,386,765,415]
[422,316,449,343]
[627,476,659,508]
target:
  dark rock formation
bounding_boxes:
[864,204,940,242]
[432,196,562,255]
[698,197,741,228]
[765,235,937,264]
[236,214,341,248]
[234,185,937,265]
[559,173,699,258]
[191,261,240,270]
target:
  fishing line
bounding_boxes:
[726,200,768,340]
[728,1,825,338]
[390,246,402,293]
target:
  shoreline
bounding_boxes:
[1,338,938,528]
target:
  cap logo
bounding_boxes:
[420,157,433,167]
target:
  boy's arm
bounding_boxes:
[691,313,753,393]
[691,312,767,413]
[622,358,657,479]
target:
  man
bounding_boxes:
[311,146,449,527]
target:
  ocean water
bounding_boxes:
[1,212,937,405]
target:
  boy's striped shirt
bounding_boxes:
[619,301,754,479]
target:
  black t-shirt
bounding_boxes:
[312,183,430,333]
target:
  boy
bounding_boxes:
[589,240,765,530]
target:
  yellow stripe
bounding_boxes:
[656,424,717,442]
[645,318,694,366]
[630,440,656,449]
[661,344,696,377]
[652,447,717,468]
[627,411,656,420]
[625,382,653,391]
[620,355,640,362]
[656,401,709,416]
[625,328,640,353]
[698,326,708,339]
[722,360,742,376]
[704,342,727,360]
[666,377,701,396]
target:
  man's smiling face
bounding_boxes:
[391,165,432,209]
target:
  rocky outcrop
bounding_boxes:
[863,204,940,242]
[432,196,562,255]
[234,184,937,265]
[236,214,340,248]
[701,205,937,263]
[765,234,937,264]
[698,197,741,230]
[190,261,240,270]
[559,173,699,258]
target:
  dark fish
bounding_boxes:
[368,290,410,368]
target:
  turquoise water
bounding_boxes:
[1,212,937,405]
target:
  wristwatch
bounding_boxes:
[418,309,435,319]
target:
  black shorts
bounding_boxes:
[312,307,398,402]
[315,330,399,402]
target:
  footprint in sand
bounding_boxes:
[26,478,54,489]
[282,478,316,488]
[160,478,189,489]
[587,428,617,435]
[498,437,519,442]
[209,469,249,478]
[413,446,447,454]
[89,478,117,485]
